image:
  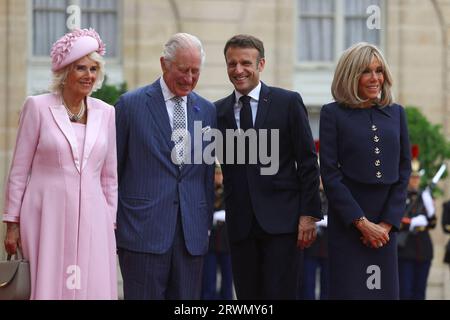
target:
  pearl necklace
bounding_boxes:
[62,98,86,122]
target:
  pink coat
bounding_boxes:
[3,93,118,299]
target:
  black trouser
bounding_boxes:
[229,218,300,300]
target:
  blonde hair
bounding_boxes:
[49,51,105,95]
[331,42,393,108]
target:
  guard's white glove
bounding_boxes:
[212,210,226,226]
[316,215,328,228]
[421,187,435,218]
[409,214,428,231]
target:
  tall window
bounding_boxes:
[297,0,382,63]
[33,0,118,58]
[297,0,335,62]
[344,0,380,48]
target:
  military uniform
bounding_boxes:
[443,201,450,266]
[443,201,450,234]
[398,189,436,299]
[299,189,329,300]
[320,102,411,299]
[201,184,233,300]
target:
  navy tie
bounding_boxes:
[239,95,253,131]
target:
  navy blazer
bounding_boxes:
[115,79,216,255]
[319,102,411,229]
[216,82,321,242]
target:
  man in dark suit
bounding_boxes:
[115,33,216,299]
[215,34,322,299]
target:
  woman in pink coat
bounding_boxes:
[3,29,118,300]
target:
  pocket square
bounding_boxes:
[202,126,211,133]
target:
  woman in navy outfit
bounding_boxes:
[319,42,412,299]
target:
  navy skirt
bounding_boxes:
[328,178,399,299]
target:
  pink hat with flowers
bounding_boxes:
[50,28,106,72]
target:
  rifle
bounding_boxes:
[430,163,447,189]
[401,164,446,232]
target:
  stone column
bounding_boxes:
[0,0,27,258]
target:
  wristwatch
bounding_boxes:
[353,216,367,227]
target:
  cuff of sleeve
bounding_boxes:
[300,212,323,221]
[345,212,365,228]
[2,214,20,223]
[381,216,400,232]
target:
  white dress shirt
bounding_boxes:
[233,82,261,129]
[159,77,188,130]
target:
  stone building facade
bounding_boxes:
[0,0,449,299]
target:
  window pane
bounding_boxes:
[298,0,335,62]
[345,19,380,47]
[33,0,67,56]
[33,0,118,58]
[345,0,381,15]
[81,0,118,57]
[298,18,334,61]
[344,0,381,47]
[299,0,334,14]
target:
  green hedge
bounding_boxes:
[92,78,127,106]
[405,106,450,193]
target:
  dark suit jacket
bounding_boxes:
[115,79,216,255]
[319,102,412,229]
[215,82,321,243]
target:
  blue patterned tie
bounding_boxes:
[172,96,186,166]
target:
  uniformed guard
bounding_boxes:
[298,141,329,300]
[201,163,234,300]
[398,145,436,300]
[442,200,450,268]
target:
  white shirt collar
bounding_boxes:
[234,82,261,104]
[159,77,187,104]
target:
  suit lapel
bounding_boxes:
[179,93,203,174]
[375,105,392,118]
[187,94,202,153]
[145,82,174,152]
[223,94,237,130]
[255,82,270,129]
[49,101,81,173]
[82,98,103,171]
[221,84,270,130]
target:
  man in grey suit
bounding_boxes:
[115,33,216,300]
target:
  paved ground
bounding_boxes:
[426,244,450,300]
[116,251,450,300]
[117,258,124,300]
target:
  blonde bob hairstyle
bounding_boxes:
[331,42,393,108]
[49,51,105,95]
